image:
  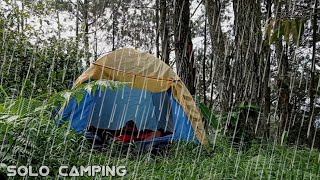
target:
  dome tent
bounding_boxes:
[58,48,209,146]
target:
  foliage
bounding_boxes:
[199,102,219,129]
[199,101,259,131]
[48,80,126,107]
[0,82,316,178]
[0,95,319,179]
[0,9,84,98]
[0,80,125,175]
[0,0,319,178]
[265,18,305,45]
[0,35,84,98]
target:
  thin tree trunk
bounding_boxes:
[209,54,214,108]
[263,0,272,138]
[112,1,116,51]
[94,31,98,60]
[308,0,318,137]
[205,0,228,111]
[21,0,24,32]
[155,0,160,58]
[83,0,90,66]
[75,0,80,47]
[160,0,170,64]
[275,1,290,143]
[57,10,61,39]
[93,7,98,60]
[277,46,290,144]
[203,16,207,104]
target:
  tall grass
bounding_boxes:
[0,82,319,179]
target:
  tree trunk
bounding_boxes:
[155,0,160,58]
[233,0,262,105]
[308,0,318,138]
[209,54,214,108]
[93,6,98,60]
[75,0,80,47]
[112,1,116,51]
[57,10,61,39]
[174,0,196,95]
[160,0,170,64]
[203,15,207,104]
[277,46,290,144]
[83,0,90,66]
[263,0,272,138]
[232,0,264,141]
[205,0,228,111]
[274,1,290,143]
[21,0,24,32]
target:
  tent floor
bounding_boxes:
[84,131,172,155]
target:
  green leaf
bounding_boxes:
[75,92,84,105]
[92,85,98,94]
[269,19,286,45]
[249,155,266,164]
[269,29,281,45]
[6,97,42,116]
[0,85,8,97]
[292,18,304,45]
[199,103,220,129]
[230,112,239,126]
[265,21,272,41]
[283,20,291,43]
[238,102,260,111]
[199,103,210,119]
[0,104,6,112]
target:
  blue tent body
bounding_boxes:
[58,85,198,144]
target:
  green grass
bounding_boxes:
[0,93,320,179]
[0,117,318,179]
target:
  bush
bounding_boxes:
[0,85,319,179]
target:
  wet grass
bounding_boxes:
[0,97,319,179]
[1,118,319,179]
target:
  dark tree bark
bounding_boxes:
[232,0,264,141]
[209,54,214,108]
[155,0,160,58]
[263,0,272,138]
[203,15,207,104]
[93,7,98,60]
[75,0,80,47]
[112,1,116,51]
[205,0,229,111]
[277,48,290,143]
[174,0,196,95]
[308,0,318,137]
[83,0,90,66]
[160,0,170,64]
[274,1,290,143]
[233,0,263,105]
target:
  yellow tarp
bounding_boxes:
[74,48,209,145]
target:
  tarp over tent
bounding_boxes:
[59,48,209,145]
